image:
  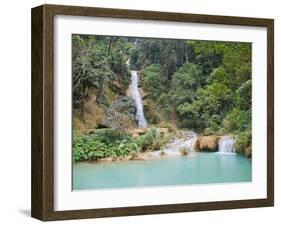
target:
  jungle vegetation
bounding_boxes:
[72,35,252,161]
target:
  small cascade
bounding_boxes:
[151,131,197,157]
[183,131,198,151]
[218,136,236,153]
[128,71,148,128]
[165,131,197,152]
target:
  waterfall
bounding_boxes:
[128,71,148,128]
[218,136,236,153]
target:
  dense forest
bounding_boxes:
[72,35,252,162]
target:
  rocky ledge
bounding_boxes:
[194,135,221,152]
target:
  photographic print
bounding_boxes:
[31,5,274,220]
[72,35,252,190]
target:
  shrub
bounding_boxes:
[223,108,251,133]
[93,129,131,144]
[116,140,140,156]
[141,64,165,100]
[73,136,108,161]
[235,130,251,154]
[73,133,140,162]
[136,127,168,151]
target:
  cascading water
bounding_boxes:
[128,71,148,128]
[151,131,197,157]
[218,136,236,153]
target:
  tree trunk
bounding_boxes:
[95,77,105,105]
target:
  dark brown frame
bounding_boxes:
[31,4,274,221]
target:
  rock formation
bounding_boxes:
[194,135,220,152]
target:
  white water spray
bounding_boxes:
[151,131,197,157]
[128,71,148,128]
[218,136,236,153]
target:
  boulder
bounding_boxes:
[194,135,219,152]
[103,96,137,129]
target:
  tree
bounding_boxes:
[72,35,130,112]
[170,63,202,107]
[177,82,233,130]
[141,64,165,100]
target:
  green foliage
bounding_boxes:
[73,128,170,162]
[191,41,251,89]
[93,129,131,145]
[109,50,130,86]
[123,41,135,57]
[137,127,159,150]
[72,35,131,109]
[172,41,251,137]
[236,80,252,110]
[133,40,251,144]
[137,127,168,151]
[223,108,251,133]
[235,130,251,153]
[177,82,232,130]
[129,47,139,70]
[187,41,223,78]
[72,35,252,157]
[130,39,189,79]
[73,136,107,161]
[141,64,165,100]
[73,132,140,162]
[170,63,202,106]
[72,35,113,98]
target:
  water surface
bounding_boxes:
[73,152,252,190]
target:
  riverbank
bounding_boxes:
[73,127,172,162]
[73,126,251,164]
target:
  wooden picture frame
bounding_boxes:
[31,4,274,221]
